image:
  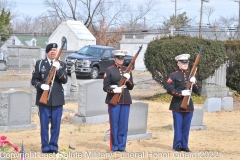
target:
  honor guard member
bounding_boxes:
[166,54,198,152]
[103,50,134,152]
[31,43,68,154]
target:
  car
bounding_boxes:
[65,45,134,79]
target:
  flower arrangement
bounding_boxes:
[56,147,68,160]
[0,136,18,157]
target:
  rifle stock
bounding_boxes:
[39,41,66,104]
[110,45,143,105]
[181,46,203,109]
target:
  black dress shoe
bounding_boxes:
[50,150,58,154]
[42,150,51,154]
[118,150,126,152]
[181,148,191,152]
[174,146,181,152]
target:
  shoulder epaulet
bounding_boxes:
[36,59,43,62]
[173,70,179,73]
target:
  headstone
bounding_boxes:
[0,60,7,71]
[70,59,78,98]
[221,97,233,110]
[202,97,221,112]
[104,101,152,141]
[30,84,38,114]
[190,108,207,130]
[71,79,108,124]
[0,52,3,60]
[0,90,37,131]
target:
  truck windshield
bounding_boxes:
[77,46,103,57]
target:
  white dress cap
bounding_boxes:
[175,54,190,61]
[112,50,128,56]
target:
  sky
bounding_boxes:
[15,0,240,26]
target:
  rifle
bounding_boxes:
[39,41,66,104]
[181,46,203,109]
[110,45,143,105]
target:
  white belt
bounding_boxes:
[110,85,126,88]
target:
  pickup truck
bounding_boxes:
[65,45,134,79]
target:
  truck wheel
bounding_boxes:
[90,67,99,79]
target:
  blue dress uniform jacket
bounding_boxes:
[166,69,199,111]
[103,65,134,104]
[31,58,68,106]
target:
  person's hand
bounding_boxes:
[181,90,191,96]
[123,73,130,81]
[113,87,122,93]
[53,61,60,70]
[41,84,50,90]
[190,76,196,84]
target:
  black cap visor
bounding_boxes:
[114,55,125,60]
[179,60,189,63]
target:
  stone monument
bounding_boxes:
[70,59,78,98]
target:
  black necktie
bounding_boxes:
[50,61,53,67]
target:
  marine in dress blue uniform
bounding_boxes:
[103,50,134,152]
[31,43,68,153]
[166,54,199,152]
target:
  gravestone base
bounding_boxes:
[71,114,108,124]
[0,124,36,132]
[31,106,38,114]
[104,132,152,141]
[190,125,207,130]
[65,96,78,103]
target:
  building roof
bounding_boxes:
[49,20,96,41]
[14,34,49,48]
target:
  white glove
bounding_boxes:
[113,87,122,93]
[53,61,60,70]
[41,84,50,90]
[190,77,196,84]
[123,73,130,81]
[181,90,191,96]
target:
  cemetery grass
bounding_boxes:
[0,70,240,160]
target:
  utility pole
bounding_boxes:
[171,0,177,17]
[234,0,240,39]
[199,0,210,38]
[175,0,177,17]
[199,0,204,38]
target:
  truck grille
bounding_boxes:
[66,58,83,66]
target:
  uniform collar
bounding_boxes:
[178,69,186,73]
[115,64,122,69]
[47,58,55,63]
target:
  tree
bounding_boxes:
[91,20,124,48]
[224,40,240,93]
[203,5,215,26]
[162,12,191,29]
[0,8,11,43]
[144,35,226,91]
[12,13,61,35]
